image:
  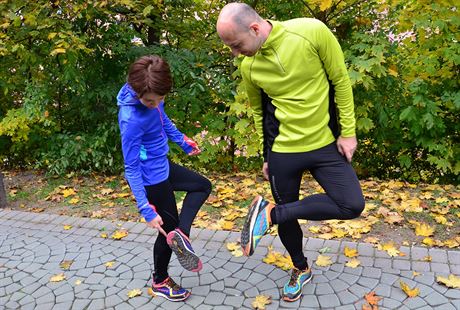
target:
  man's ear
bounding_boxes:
[249,22,260,34]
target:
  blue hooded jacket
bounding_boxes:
[117,83,194,222]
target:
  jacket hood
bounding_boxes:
[117,83,141,106]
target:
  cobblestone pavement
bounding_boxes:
[0,209,459,310]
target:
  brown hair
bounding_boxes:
[127,55,172,97]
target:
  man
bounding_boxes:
[216,3,365,302]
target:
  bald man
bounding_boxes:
[217,3,365,302]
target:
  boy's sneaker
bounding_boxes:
[282,267,313,302]
[241,196,274,256]
[167,228,202,272]
[152,277,190,301]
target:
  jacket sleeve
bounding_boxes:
[241,60,267,160]
[119,115,158,222]
[159,104,194,154]
[313,20,356,137]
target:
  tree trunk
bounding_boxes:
[0,172,7,208]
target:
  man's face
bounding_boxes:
[219,27,261,57]
[139,92,165,109]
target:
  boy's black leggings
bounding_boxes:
[268,142,365,270]
[145,161,211,284]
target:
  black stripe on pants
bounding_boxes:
[145,161,211,284]
[268,142,365,269]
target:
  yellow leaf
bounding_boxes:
[100,233,108,238]
[436,274,460,289]
[345,258,361,268]
[69,197,79,204]
[127,288,142,298]
[63,225,72,230]
[101,188,114,195]
[263,247,293,270]
[50,48,66,56]
[422,237,435,246]
[74,279,82,285]
[413,271,421,277]
[443,239,460,248]
[400,281,420,297]
[226,242,240,251]
[364,236,379,244]
[61,188,76,197]
[111,230,128,240]
[105,261,115,268]
[251,295,272,309]
[414,222,435,237]
[319,0,333,11]
[423,255,432,262]
[59,260,73,270]
[231,249,243,257]
[48,32,57,40]
[50,273,66,282]
[377,242,400,257]
[344,246,359,258]
[116,192,131,198]
[147,287,156,296]
[315,255,333,267]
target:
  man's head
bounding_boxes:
[127,55,172,109]
[216,3,269,57]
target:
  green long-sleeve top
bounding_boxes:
[241,18,356,157]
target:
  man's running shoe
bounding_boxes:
[167,228,202,272]
[241,196,274,256]
[151,277,191,301]
[282,267,313,302]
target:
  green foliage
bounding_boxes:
[0,0,458,182]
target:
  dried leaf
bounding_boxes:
[436,274,460,289]
[111,230,128,240]
[105,261,115,268]
[74,279,82,285]
[345,258,361,268]
[59,260,73,270]
[315,255,333,267]
[251,295,272,309]
[400,281,419,297]
[344,246,359,258]
[63,225,72,230]
[127,288,142,298]
[226,242,240,251]
[50,273,66,282]
[364,291,381,306]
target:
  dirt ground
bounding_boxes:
[2,169,459,250]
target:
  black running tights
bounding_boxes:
[268,142,365,270]
[145,161,211,284]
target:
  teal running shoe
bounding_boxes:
[282,267,313,302]
[241,196,274,256]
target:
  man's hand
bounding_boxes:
[146,215,167,237]
[262,162,269,181]
[337,136,357,163]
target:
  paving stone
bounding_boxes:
[317,293,340,308]
[425,291,449,306]
[337,290,360,304]
[204,292,226,305]
[431,262,450,273]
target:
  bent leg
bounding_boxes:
[274,143,365,223]
[168,161,212,236]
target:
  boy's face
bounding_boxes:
[139,92,165,109]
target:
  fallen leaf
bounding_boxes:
[105,261,115,268]
[74,279,82,285]
[61,188,76,198]
[413,271,421,277]
[111,230,128,240]
[59,260,73,270]
[100,233,108,238]
[364,291,381,306]
[400,281,419,297]
[63,225,72,230]
[436,274,460,289]
[69,197,79,204]
[423,256,432,262]
[50,273,66,282]
[344,246,359,258]
[315,255,333,267]
[226,242,240,251]
[147,287,156,297]
[231,249,243,257]
[345,258,361,268]
[127,288,142,298]
[251,294,272,309]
